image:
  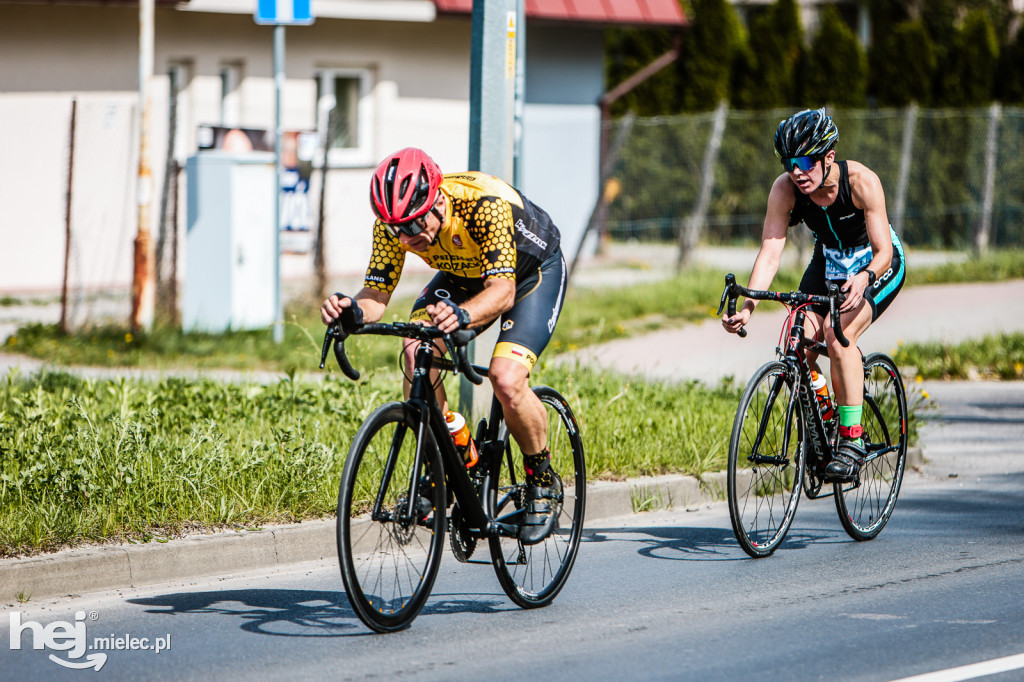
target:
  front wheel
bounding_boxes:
[488,386,586,608]
[337,402,446,633]
[728,361,805,558]
[834,353,908,540]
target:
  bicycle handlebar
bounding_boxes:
[319,321,484,385]
[717,273,850,348]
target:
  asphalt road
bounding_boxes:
[2,380,1022,681]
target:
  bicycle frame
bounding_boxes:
[357,332,522,540]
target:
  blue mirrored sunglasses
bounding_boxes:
[781,155,819,173]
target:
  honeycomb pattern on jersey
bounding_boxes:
[466,196,516,279]
[363,221,406,294]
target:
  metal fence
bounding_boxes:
[601,105,1023,252]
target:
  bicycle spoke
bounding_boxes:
[834,354,908,541]
[728,362,803,557]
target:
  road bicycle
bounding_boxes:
[717,274,908,558]
[320,319,586,633]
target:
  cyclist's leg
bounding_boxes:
[828,233,906,479]
[489,250,566,456]
[489,251,567,543]
[408,273,480,409]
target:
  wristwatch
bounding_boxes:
[864,269,877,286]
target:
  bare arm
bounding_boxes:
[843,161,893,312]
[723,174,794,332]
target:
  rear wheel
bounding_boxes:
[728,361,805,558]
[488,386,586,608]
[337,402,446,633]
[834,353,908,540]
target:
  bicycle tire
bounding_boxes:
[834,353,908,541]
[728,361,805,558]
[488,386,586,608]
[337,402,446,633]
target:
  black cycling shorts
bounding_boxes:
[799,234,906,321]
[411,250,566,371]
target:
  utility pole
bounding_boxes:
[131,0,156,332]
[463,0,519,417]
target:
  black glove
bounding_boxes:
[439,298,471,329]
[332,292,364,334]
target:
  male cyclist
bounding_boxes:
[721,108,906,480]
[321,147,566,543]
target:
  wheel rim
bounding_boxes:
[491,390,584,602]
[836,357,907,536]
[730,365,802,556]
[340,410,443,628]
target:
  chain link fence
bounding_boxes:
[601,105,1024,252]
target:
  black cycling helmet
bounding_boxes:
[773,107,839,160]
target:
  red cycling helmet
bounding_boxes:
[369,147,443,224]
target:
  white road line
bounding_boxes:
[891,653,1024,682]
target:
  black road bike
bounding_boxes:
[718,274,908,558]
[320,321,586,632]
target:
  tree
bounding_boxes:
[732,3,799,109]
[871,21,936,106]
[938,8,999,106]
[676,0,744,111]
[802,5,868,107]
[996,24,1024,103]
[605,27,680,117]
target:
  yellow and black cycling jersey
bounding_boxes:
[363,171,561,295]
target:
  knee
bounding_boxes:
[490,367,528,408]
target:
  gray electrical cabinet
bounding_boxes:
[184,152,276,333]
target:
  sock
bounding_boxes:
[838,405,864,446]
[523,449,553,487]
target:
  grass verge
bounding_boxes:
[0,360,929,557]
[894,333,1024,380]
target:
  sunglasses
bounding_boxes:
[384,213,429,239]
[781,155,820,173]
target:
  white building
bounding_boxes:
[0,0,684,327]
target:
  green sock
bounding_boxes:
[838,405,863,445]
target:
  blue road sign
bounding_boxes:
[255,0,314,25]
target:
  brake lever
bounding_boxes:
[318,324,360,380]
[721,273,747,338]
[319,327,334,369]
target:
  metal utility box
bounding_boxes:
[184,152,276,332]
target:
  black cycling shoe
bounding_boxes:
[825,439,865,481]
[519,473,563,546]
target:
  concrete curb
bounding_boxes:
[0,447,924,603]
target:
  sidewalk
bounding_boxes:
[564,278,1024,385]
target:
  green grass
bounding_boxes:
[0,248,1014,555]
[904,249,1024,286]
[0,363,743,556]
[894,333,1024,380]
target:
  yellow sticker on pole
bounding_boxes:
[506,11,516,80]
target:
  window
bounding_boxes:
[315,69,373,166]
[219,61,242,127]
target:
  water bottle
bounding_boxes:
[445,411,479,468]
[810,371,835,421]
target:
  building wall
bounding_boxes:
[0,5,602,304]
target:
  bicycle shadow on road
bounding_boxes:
[582,523,848,561]
[127,588,510,638]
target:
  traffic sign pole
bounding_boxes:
[255,0,314,343]
[272,24,284,343]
